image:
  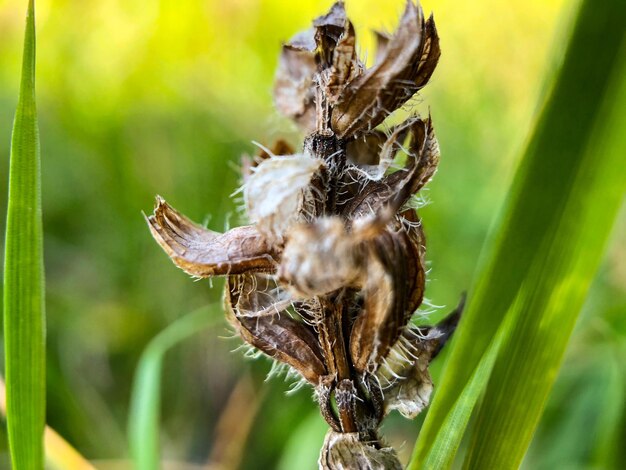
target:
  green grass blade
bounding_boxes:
[463,38,626,468]
[417,320,506,470]
[408,0,626,467]
[3,1,45,468]
[127,305,219,470]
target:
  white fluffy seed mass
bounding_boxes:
[244,153,323,242]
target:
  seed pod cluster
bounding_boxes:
[147,1,463,468]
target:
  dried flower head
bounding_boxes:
[147,1,463,468]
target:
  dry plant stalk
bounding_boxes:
[147,1,463,468]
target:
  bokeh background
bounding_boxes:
[0,0,624,468]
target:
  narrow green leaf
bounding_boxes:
[408,0,626,467]
[3,1,45,468]
[127,306,219,470]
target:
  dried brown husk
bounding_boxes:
[313,1,349,69]
[322,21,362,105]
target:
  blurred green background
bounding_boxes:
[0,0,624,468]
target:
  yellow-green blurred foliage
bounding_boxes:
[0,0,624,468]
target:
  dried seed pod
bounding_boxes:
[319,431,402,470]
[321,20,362,105]
[350,228,420,373]
[148,2,461,467]
[313,2,350,69]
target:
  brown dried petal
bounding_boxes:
[405,115,440,194]
[147,197,277,277]
[413,294,465,359]
[319,431,402,470]
[274,35,317,133]
[331,2,440,137]
[227,273,290,315]
[413,16,441,93]
[402,209,427,318]
[346,117,415,179]
[225,275,327,384]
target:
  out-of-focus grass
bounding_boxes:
[128,305,219,470]
[0,0,623,467]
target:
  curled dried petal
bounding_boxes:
[331,1,440,137]
[319,431,402,470]
[147,197,277,277]
[402,209,427,318]
[227,273,291,315]
[346,118,415,180]
[405,115,440,194]
[347,211,426,375]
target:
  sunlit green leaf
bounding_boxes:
[409,0,626,467]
